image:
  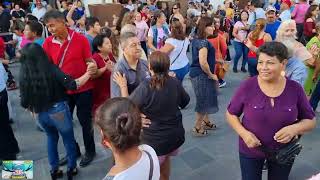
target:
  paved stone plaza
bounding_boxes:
[4,50,320,180]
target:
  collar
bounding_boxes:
[121,56,140,71]
[52,28,73,45]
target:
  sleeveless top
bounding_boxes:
[248,33,266,58]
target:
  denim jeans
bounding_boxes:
[68,90,95,155]
[233,41,248,70]
[2,35,15,59]
[38,101,77,171]
[310,79,320,111]
[248,57,259,77]
[171,63,190,82]
[239,153,293,180]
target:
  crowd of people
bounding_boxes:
[0,0,320,179]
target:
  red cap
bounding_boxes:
[282,0,292,7]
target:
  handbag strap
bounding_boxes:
[143,150,153,180]
[58,31,75,68]
[171,39,186,66]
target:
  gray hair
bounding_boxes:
[281,39,296,58]
[120,32,137,49]
[120,24,137,35]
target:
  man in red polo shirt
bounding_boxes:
[42,10,97,168]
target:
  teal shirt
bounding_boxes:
[34,38,44,46]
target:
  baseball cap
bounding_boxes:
[282,0,292,7]
[265,5,276,12]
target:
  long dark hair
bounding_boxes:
[95,97,141,152]
[149,51,170,90]
[19,43,60,113]
[196,16,213,39]
[304,5,318,21]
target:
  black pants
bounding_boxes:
[296,23,304,43]
[141,41,148,57]
[1,35,15,59]
[67,90,95,155]
[0,89,19,159]
[3,64,15,85]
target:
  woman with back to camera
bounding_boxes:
[226,42,316,180]
[245,18,272,77]
[160,20,190,82]
[113,51,190,180]
[95,98,161,180]
[19,43,95,179]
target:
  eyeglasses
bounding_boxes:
[173,7,178,10]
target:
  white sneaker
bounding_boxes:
[219,81,226,88]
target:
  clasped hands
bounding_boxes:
[241,125,299,148]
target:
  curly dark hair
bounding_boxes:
[257,42,288,63]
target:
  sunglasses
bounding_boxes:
[173,7,178,9]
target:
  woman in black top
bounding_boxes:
[113,51,190,180]
[10,4,26,20]
[19,43,92,179]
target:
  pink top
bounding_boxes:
[135,20,149,42]
[20,36,32,49]
[234,21,249,42]
[292,2,310,24]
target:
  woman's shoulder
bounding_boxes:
[306,18,314,23]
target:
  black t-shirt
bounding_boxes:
[11,10,26,19]
[0,11,12,33]
[129,77,190,156]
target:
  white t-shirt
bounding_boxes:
[165,38,190,70]
[279,9,291,22]
[102,144,160,180]
[12,34,22,50]
[32,7,47,20]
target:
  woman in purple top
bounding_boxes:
[226,42,316,180]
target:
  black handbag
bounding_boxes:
[260,137,303,165]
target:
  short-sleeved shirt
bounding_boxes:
[92,53,115,114]
[234,21,249,42]
[85,34,94,52]
[265,20,281,40]
[110,57,150,98]
[227,77,315,158]
[190,38,216,78]
[135,20,149,42]
[0,11,12,33]
[0,63,8,92]
[165,38,190,70]
[129,77,190,156]
[279,9,291,22]
[102,144,160,180]
[292,2,309,24]
[286,57,308,86]
[43,29,93,94]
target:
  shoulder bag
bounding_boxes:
[170,39,186,66]
[143,150,154,180]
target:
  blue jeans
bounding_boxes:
[233,41,248,70]
[310,79,320,111]
[248,57,259,77]
[171,63,190,82]
[38,101,77,171]
[239,153,293,180]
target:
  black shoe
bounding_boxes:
[241,67,247,73]
[50,169,63,180]
[59,143,81,166]
[233,68,238,73]
[67,167,78,180]
[79,153,96,167]
[8,118,14,124]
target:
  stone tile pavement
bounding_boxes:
[3,52,320,180]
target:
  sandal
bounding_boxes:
[192,127,208,137]
[202,120,217,130]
